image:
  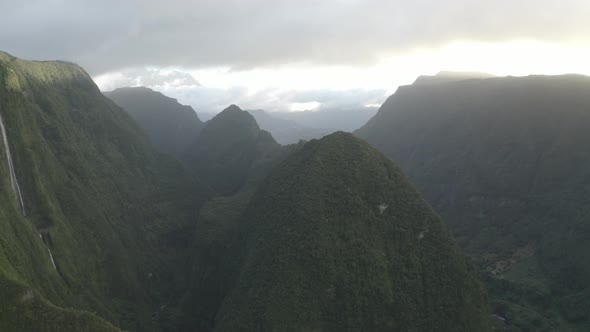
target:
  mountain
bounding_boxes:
[208,132,491,331]
[0,51,209,331]
[247,109,332,144]
[413,71,496,86]
[104,86,203,159]
[177,140,305,331]
[185,105,282,195]
[270,107,378,132]
[356,74,590,331]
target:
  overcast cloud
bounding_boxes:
[2,1,590,113]
[2,0,589,74]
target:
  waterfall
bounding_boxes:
[47,247,57,270]
[40,234,58,271]
[1,111,56,271]
[0,111,26,216]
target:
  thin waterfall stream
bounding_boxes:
[1,110,57,270]
[0,111,25,216]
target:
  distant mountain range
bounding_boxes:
[199,107,377,144]
[246,109,333,144]
[356,71,590,331]
[270,107,378,132]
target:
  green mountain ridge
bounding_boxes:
[185,104,282,195]
[212,132,492,331]
[356,73,590,331]
[104,86,204,159]
[0,51,209,331]
[176,106,309,331]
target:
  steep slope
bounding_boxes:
[212,132,491,332]
[0,51,208,331]
[177,138,305,331]
[356,74,590,331]
[178,107,304,330]
[248,109,332,144]
[185,105,281,195]
[105,86,203,159]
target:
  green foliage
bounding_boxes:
[356,73,590,331]
[0,276,120,332]
[0,51,209,331]
[0,52,494,331]
[212,132,492,332]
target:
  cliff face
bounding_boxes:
[0,51,208,331]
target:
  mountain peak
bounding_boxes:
[208,104,260,132]
[220,104,243,114]
[214,130,491,331]
[186,105,280,195]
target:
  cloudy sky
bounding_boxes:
[2,0,590,113]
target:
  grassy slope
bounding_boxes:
[215,132,491,332]
[0,51,208,331]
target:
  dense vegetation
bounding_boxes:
[356,73,590,331]
[105,86,204,159]
[0,52,495,331]
[213,132,491,331]
[0,51,209,331]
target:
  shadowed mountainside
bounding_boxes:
[105,86,203,159]
[356,73,590,331]
[212,132,492,332]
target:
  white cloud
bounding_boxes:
[2,0,590,74]
[95,67,200,91]
[94,39,590,114]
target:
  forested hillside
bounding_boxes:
[0,51,209,331]
[357,73,590,331]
